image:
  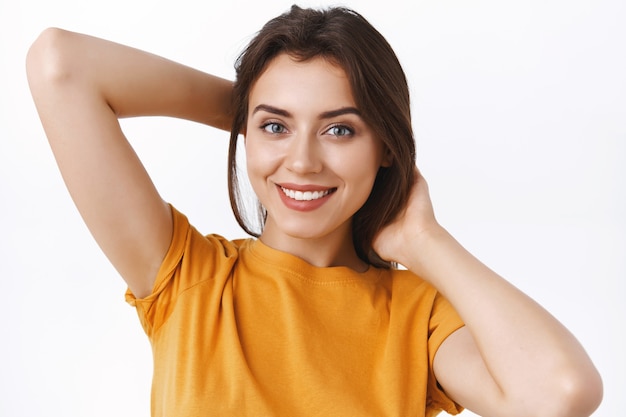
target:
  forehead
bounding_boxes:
[248,53,356,111]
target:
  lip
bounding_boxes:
[276,182,334,192]
[275,183,336,212]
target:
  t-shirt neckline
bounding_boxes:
[244,238,383,284]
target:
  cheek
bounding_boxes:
[331,142,383,180]
[244,139,279,184]
[341,146,384,202]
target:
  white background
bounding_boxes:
[1,0,624,416]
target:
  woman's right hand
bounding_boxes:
[26,28,233,298]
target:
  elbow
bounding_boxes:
[567,368,603,417]
[547,366,603,417]
[26,27,78,92]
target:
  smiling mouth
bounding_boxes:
[280,186,336,201]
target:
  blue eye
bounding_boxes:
[327,125,354,137]
[262,122,286,134]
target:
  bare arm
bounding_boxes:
[26,28,233,298]
[373,170,603,417]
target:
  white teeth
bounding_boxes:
[281,187,331,201]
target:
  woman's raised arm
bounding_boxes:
[373,170,603,417]
[26,28,233,298]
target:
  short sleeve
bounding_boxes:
[426,291,465,415]
[125,205,238,338]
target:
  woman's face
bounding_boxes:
[245,53,389,252]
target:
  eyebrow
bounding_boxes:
[252,104,362,119]
[252,104,291,118]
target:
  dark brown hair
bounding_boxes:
[228,5,416,268]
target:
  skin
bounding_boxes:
[245,54,390,272]
[26,28,232,300]
[26,28,603,417]
[374,171,603,416]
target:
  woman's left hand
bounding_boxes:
[372,167,441,268]
[373,170,603,417]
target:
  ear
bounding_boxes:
[380,148,393,168]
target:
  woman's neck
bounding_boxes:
[258,221,368,272]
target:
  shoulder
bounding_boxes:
[379,267,463,327]
[170,205,245,260]
[126,206,254,333]
[382,267,436,294]
[129,206,251,303]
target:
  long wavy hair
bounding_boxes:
[228,5,416,268]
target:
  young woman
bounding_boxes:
[26,5,602,417]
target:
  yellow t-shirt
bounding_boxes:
[126,206,464,416]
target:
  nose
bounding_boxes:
[285,132,323,174]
